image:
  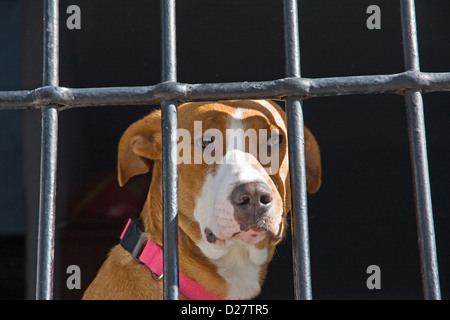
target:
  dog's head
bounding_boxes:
[117,100,321,251]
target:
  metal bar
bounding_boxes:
[161,0,177,83]
[400,0,441,300]
[3,71,450,110]
[36,0,59,300]
[401,0,420,73]
[283,0,312,300]
[161,0,179,300]
[286,97,312,300]
[284,0,301,78]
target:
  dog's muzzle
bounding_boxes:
[231,181,273,232]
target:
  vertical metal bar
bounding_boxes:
[400,0,441,300]
[161,0,177,83]
[283,0,312,300]
[36,0,59,300]
[160,0,179,300]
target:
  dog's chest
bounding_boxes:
[198,240,268,299]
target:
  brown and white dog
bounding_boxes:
[83,100,321,300]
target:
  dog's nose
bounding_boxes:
[231,182,273,220]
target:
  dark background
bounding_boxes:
[1,0,449,299]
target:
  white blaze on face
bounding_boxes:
[192,104,286,300]
[194,109,265,244]
[194,108,284,246]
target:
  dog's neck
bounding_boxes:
[196,237,274,299]
[139,161,274,299]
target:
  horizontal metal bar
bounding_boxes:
[1,71,450,110]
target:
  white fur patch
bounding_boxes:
[192,108,277,299]
[197,239,268,299]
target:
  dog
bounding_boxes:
[82,99,321,300]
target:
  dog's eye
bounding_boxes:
[267,134,283,148]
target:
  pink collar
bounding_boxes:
[120,218,223,300]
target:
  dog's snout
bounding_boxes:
[231,182,273,219]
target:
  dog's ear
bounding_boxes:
[118,110,162,187]
[304,126,321,194]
